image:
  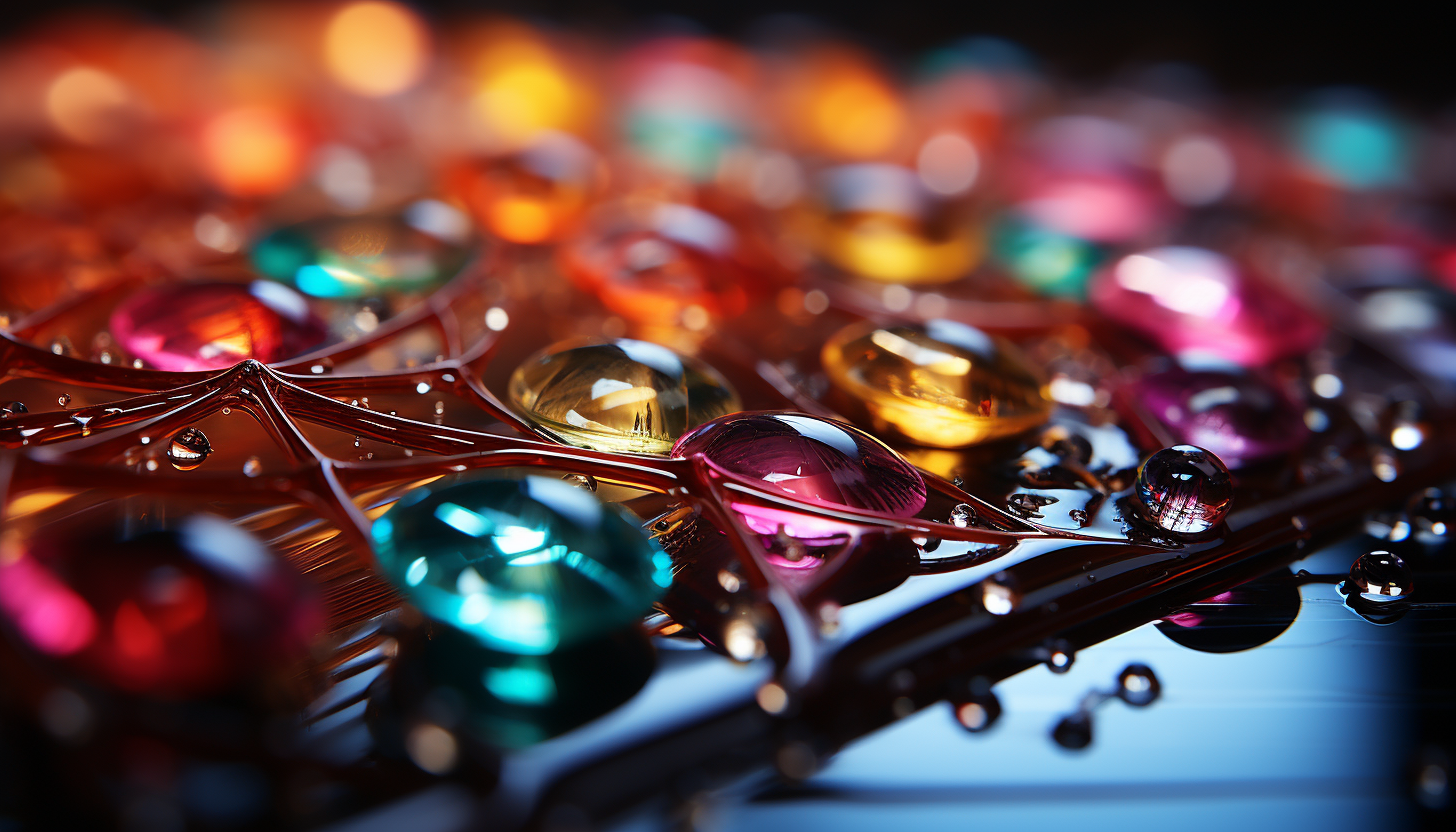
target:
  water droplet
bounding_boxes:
[1412,488,1455,542]
[166,427,213,471]
[1068,508,1089,525]
[1007,492,1058,519]
[1052,712,1093,750]
[1372,449,1399,482]
[221,406,232,415]
[1117,664,1161,707]
[1,401,27,418]
[1133,445,1233,536]
[757,682,789,715]
[952,692,1002,733]
[243,456,262,477]
[353,436,362,448]
[57,393,72,409]
[723,617,765,662]
[950,503,976,527]
[982,573,1018,615]
[559,472,598,492]
[49,338,72,356]
[1347,550,1413,603]
[1046,641,1075,673]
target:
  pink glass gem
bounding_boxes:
[0,515,323,698]
[110,281,326,371]
[1128,366,1309,468]
[671,411,927,541]
[1089,247,1324,366]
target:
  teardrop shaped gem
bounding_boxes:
[370,475,672,655]
[1089,247,1324,366]
[251,208,471,299]
[1125,365,1308,468]
[110,281,327,371]
[822,319,1051,447]
[671,411,927,540]
[508,339,741,455]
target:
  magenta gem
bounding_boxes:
[671,412,927,540]
[1129,366,1309,468]
[1088,247,1324,366]
[110,281,327,372]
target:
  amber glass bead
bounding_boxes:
[812,164,981,284]
[558,203,752,327]
[822,319,1051,447]
[509,338,741,454]
[449,132,601,245]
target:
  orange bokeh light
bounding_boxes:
[323,1,430,96]
[199,107,305,196]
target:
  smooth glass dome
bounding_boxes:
[251,208,471,299]
[822,319,1051,447]
[509,338,741,454]
[370,475,672,654]
[671,411,927,539]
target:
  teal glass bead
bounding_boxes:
[991,215,1101,298]
[250,205,471,299]
[370,475,672,654]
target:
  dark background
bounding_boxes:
[4,1,1452,108]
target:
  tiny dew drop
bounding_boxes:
[950,503,975,527]
[1117,664,1162,707]
[952,691,1002,733]
[166,427,213,471]
[1,401,27,417]
[57,393,72,409]
[1346,550,1414,603]
[221,407,232,415]
[1052,712,1093,750]
[243,456,262,477]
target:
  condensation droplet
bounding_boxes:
[57,393,72,408]
[1347,550,1413,603]
[1117,664,1161,707]
[243,456,262,477]
[166,427,212,471]
[1,401,27,418]
[982,574,1018,615]
[950,503,975,527]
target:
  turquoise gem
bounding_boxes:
[251,205,471,299]
[370,475,672,655]
[1290,97,1407,191]
[385,622,655,749]
[991,215,1101,298]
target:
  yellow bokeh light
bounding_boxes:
[45,66,132,144]
[470,41,579,148]
[324,1,430,96]
[200,107,304,196]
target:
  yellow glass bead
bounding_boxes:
[508,338,741,454]
[821,319,1051,447]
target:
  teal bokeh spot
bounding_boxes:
[991,215,1102,299]
[250,211,470,299]
[1291,103,1407,191]
[371,475,670,655]
[626,111,740,182]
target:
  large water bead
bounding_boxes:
[670,411,927,541]
[370,475,673,654]
[1128,366,1309,468]
[821,319,1051,447]
[1348,550,1414,603]
[110,281,327,371]
[508,339,741,454]
[1133,444,1234,536]
[1088,247,1324,366]
[250,209,471,299]
[0,515,323,698]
